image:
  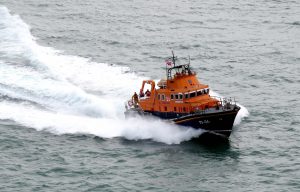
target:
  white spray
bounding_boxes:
[0,7,248,144]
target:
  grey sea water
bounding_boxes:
[0,0,299,191]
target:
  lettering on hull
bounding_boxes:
[199,120,210,125]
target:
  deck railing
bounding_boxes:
[193,96,237,115]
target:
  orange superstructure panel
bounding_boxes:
[135,64,220,113]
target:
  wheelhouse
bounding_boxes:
[137,52,219,115]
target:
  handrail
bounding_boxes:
[210,96,237,107]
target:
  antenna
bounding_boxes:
[172,51,176,67]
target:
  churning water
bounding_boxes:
[0,0,299,191]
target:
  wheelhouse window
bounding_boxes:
[179,93,183,100]
[161,94,165,101]
[190,91,196,98]
[197,90,202,96]
[158,94,160,100]
[185,93,189,99]
[171,94,174,100]
[175,94,179,100]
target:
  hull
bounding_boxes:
[125,106,240,138]
[172,109,239,137]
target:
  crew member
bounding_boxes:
[139,90,145,97]
[132,92,139,105]
[145,89,151,97]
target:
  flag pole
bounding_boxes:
[166,58,167,79]
[172,51,176,67]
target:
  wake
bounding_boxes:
[0,7,248,144]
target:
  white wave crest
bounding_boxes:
[0,102,203,144]
[0,6,141,118]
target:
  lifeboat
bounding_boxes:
[125,52,240,138]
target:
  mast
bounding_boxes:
[172,50,176,67]
[166,51,176,80]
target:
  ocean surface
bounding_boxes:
[0,0,299,191]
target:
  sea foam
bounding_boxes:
[0,7,248,144]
